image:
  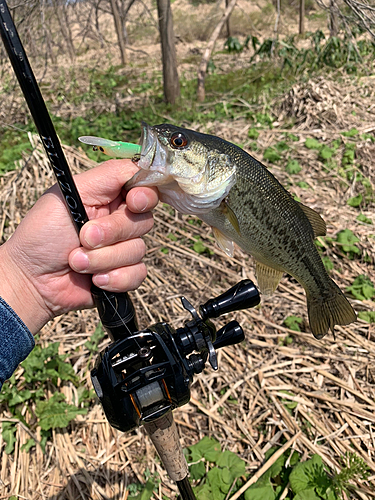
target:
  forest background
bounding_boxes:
[0,0,375,499]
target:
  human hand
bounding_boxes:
[0,160,158,334]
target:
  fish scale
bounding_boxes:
[83,122,357,339]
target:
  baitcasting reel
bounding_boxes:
[91,280,260,433]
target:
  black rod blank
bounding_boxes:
[0,0,138,336]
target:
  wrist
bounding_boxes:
[0,243,50,335]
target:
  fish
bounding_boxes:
[84,123,357,339]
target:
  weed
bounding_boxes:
[335,229,361,258]
[284,315,303,331]
[0,341,89,453]
[346,274,375,301]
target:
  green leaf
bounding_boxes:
[2,422,17,454]
[244,481,276,500]
[189,460,206,480]
[322,256,334,271]
[358,311,375,323]
[35,393,87,430]
[335,229,360,255]
[216,450,246,478]
[296,181,309,189]
[21,438,36,453]
[248,128,259,140]
[357,213,372,224]
[194,483,212,500]
[289,454,330,494]
[280,390,298,411]
[341,128,359,137]
[128,480,155,500]
[347,194,362,207]
[167,232,178,241]
[85,324,106,353]
[294,489,322,500]
[188,436,221,463]
[286,159,302,174]
[319,146,334,161]
[263,147,281,163]
[207,467,227,498]
[305,138,321,150]
[284,315,303,332]
[346,274,375,301]
[275,141,290,152]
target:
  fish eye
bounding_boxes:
[170,132,188,149]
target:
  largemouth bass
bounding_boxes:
[83,123,357,339]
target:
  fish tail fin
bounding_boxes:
[307,282,356,339]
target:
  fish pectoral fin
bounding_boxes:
[212,227,234,257]
[297,202,327,237]
[255,261,284,296]
[219,200,241,235]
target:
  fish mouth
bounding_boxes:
[125,122,173,190]
[138,122,171,170]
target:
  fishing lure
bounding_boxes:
[79,136,141,159]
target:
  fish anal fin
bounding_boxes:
[298,202,327,237]
[219,201,241,235]
[256,261,284,296]
[212,227,234,257]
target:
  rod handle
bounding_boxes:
[144,412,189,482]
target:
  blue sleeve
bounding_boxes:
[0,296,35,390]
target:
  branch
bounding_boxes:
[197,0,237,102]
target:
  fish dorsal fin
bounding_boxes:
[212,227,234,257]
[297,202,327,237]
[255,261,284,296]
[219,200,241,235]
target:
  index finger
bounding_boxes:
[74,159,139,206]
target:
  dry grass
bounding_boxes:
[0,77,375,499]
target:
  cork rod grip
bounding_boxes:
[144,412,189,482]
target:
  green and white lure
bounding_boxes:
[78,136,141,159]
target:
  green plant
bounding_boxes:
[346,274,375,301]
[186,436,246,499]
[192,236,214,255]
[284,315,303,331]
[0,341,88,453]
[186,439,370,499]
[335,229,361,258]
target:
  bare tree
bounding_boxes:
[156,0,180,105]
[329,0,339,36]
[315,0,375,40]
[110,0,128,65]
[299,0,305,34]
[197,0,237,102]
[52,0,76,62]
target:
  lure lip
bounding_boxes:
[78,136,119,147]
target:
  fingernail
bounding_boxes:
[84,224,103,248]
[71,250,89,272]
[94,274,109,286]
[133,191,149,212]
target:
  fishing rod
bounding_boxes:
[0,4,261,498]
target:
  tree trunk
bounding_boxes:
[110,0,127,65]
[197,0,237,102]
[156,0,180,105]
[299,0,305,34]
[329,0,339,37]
[52,0,75,62]
[225,0,231,38]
